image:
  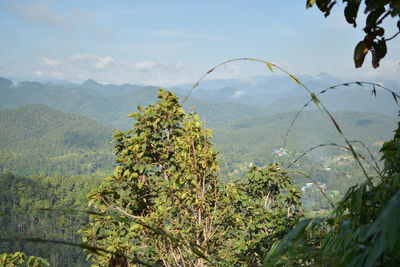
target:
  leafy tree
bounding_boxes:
[81,89,302,266]
[307,0,400,68]
[0,252,49,267]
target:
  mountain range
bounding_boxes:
[1,74,399,176]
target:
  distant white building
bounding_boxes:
[272,148,287,156]
[301,182,327,191]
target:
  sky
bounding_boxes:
[0,0,399,86]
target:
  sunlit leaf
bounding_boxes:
[306,0,317,8]
[354,41,369,68]
[265,61,274,73]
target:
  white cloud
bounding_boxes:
[40,57,60,67]
[72,53,114,69]
[34,70,62,79]
[134,61,157,72]
[231,90,246,98]
[337,59,400,86]
[134,61,184,73]
[50,71,62,78]
[7,2,112,40]
[138,78,195,87]
[8,2,71,29]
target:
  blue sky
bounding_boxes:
[0,0,399,86]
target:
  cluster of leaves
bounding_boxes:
[265,122,400,266]
[0,252,49,267]
[81,89,302,266]
[307,0,400,68]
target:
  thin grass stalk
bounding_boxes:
[282,81,400,147]
[349,140,381,174]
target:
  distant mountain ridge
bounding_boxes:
[1,75,399,130]
[0,77,271,129]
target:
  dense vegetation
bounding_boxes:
[0,172,102,266]
[0,104,114,176]
[265,122,400,266]
[81,89,302,266]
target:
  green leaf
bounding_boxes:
[306,0,317,8]
[265,61,274,73]
[128,112,140,120]
[392,92,399,106]
[354,41,369,68]
[372,40,387,60]
[344,1,361,27]
[371,85,377,97]
[192,81,200,89]
[310,93,320,106]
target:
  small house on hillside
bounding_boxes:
[273,148,287,156]
[301,182,327,191]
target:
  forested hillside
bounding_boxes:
[1,97,396,179]
[0,104,114,176]
[215,110,397,176]
[0,172,101,266]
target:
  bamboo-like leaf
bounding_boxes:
[392,92,399,105]
[310,93,320,106]
[192,81,200,89]
[371,85,377,97]
[289,74,300,85]
[265,61,274,73]
[206,68,215,74]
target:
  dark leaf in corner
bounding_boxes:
[354,41,369,68]
[344,1,361,27]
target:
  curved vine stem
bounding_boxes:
[184,58,375,188]
[282,81,400,147]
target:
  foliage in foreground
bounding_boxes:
[81,89,302,266]
[264,123,400,266]
[0,252,49,267]
[307,0,400,68]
